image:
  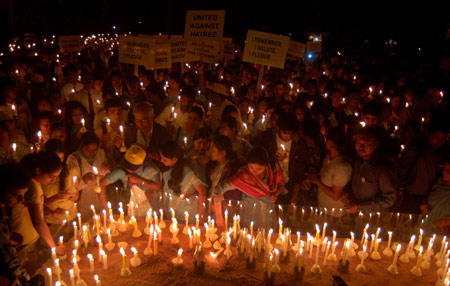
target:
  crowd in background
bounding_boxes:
[0,37,449,284]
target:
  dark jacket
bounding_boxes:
[254,130,309,191]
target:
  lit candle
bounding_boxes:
[416,229,423,250]
[280,144,286,153]
[11,143,16,159]
[94,274,101,286]
[416,246,423,268]
[102,251,108,270]
[69,269,75,286]
[392,244,401,265]
[233,215,237,240]
[172,248,183,266]
[88,254,94,273]
[106,118,111,133]
[331,231,336,248]
[195,214,199,229]
[224,209,228,230]
[267,253,273,278]
[323,241,331,265]
[314,224,320,242]
[188,228,193,249]
[321,222,327,241]
[46,268,52,286]
[278,218,283,240]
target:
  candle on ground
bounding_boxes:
[87,254,94,273]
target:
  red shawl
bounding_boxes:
[229,163,284,198]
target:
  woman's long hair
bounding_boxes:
[20,151,62,178]
[161,141,185,195]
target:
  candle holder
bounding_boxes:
[337,259,349,274]
[410,265,422,276]
[263,271,275,285]
[293,266,305,281]
[76,280,87,286]
[311,264,321,274]
[355,263,366,273]
[120,267,132,277]
[387,264,398,274]
[130,257,141,267]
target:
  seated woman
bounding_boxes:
[160,141,207,224]
[101,145,161,216]
[66,132,109,220]
[13,152,66,257]
[213,147,285,229]
[219,116,252,160]
[64,101,90,154]
[0,164,44,286]
[304,127,352,213]
[42,139,79,237]
[422,156,450,235]
[173,106,204,151]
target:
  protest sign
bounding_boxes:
[184,10,225,41]
[242,30,289,69]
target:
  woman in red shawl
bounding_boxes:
[213,146,285,229]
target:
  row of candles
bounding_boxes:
[46,202,450,286]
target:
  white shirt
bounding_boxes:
[155,101,188,129]
[276,133,292,183]
[62,82,84,103]
[70,88,103,114]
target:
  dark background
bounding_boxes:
[0,0,449,52]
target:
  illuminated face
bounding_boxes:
[94,80,103,91]
[71,108,84,127]
[219,122,235,139]
[106,107,123,124]
[159,153,178,167]
[186,112,202,130]
[331,91,343,107]
[279,130,293,142]
[209,142,226,162]
[248,163,266,178]
[36,167,62,186]
[39,118,51,135]
[354,134,378,160]
[5,187,27,208]
[295,108,306,122]
[274,84,284,97]
[428,131,448,150]
[193,138,209,154]
[51,129,67,143]
[134,111,152,134]
[362,114,378,127]
[81,143,99,160]
[180,96,194,113]
[169,79,179,90]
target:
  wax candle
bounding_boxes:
[69,269,75,286]
[387,231,393,250]
[321,223,327,241]
[153,232,158,255]
[278,218,283,241]
[267,253,273,278]
[314,224,320,241]
[232,215,237,240]
[224,209,228,230]
[416,229,424,250]
[267,229,273,250]
[94,274,101,286]
[106,118,111,133]
[323,241,331,265]
[361,224,369,246]
[102,251,108,270]
[375,227,381,241]
[392,244,401,265]
[195,214,200,229]
[416,246,423,267]
[240,229,247,253]
[315,239,320,265]
[188,228,193,249]
[46,268,52,286]
[96,236,103,262]
[250,221,254,237]
[88,254,94,273]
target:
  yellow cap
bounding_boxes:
[123,145,146,169]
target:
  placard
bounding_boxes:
[306,41,322,54]
[186,41,220,63]
[154,42,172,69]
[59,35,83,53]
[171,39,188,63]
[242,30,290,69]
[184,10,225,41]
[287,40,306,58]
[118,35,155,68]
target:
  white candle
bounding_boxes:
[88,254,94,273]
[106,118,111,133]
[46,268,52,286]
[321,223,327,241]
[323,241,331,265]
[103,252,108,270]
[392,244,401,265]
[315,241,320,265]
[94,274,101,286]
[69,269,75,286]
[188,228,193,249]
[387,231,393,250]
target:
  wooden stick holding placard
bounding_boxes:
[257,65,265,93]
[134,64,139,77]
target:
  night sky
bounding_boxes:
[0,0,449,51]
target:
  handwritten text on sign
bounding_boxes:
[184,10,225,40]
[118,35,155,67]
[59,35,83,53]
[242,30,289,69]
[171,39,188,63]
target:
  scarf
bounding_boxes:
[229,163,284,198]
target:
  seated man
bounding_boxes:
[101,145,161,215]
[345,127,398,213]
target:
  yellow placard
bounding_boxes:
[306,41,322,54]
[184,10,225,41]
[154,42,172,69]
[59,35,83,53]
[186,40,220,64]
[287,40,306,58]
[118,35,155,67]
[171,39,188,63]
[242,30,290,69]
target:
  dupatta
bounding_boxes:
[229,163,284,198]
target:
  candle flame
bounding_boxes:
[120,248,125,255]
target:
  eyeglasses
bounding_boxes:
[135,118,150,124]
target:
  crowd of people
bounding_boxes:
[0,37,449,284]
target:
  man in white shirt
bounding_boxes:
[205,83,235,132]
[155,86,196,130]
[61,65,84,102]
